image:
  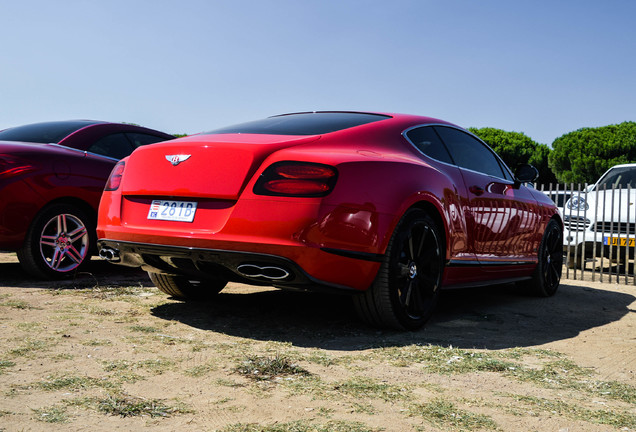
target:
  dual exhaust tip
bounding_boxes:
[99,247,290,282]
[237,264,291,281]
[99,247,120,262]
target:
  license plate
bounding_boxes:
[147,200,197,222]
[604,236,635,247]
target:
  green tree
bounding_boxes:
[529,143,558,185]
[468,127,557,184]
[549,121,636,184]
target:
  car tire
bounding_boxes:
[17,203,94,279]
[149,272,227,300]
[521,219,563,297]
[353,208,444,330]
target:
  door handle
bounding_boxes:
[469,185,484,196]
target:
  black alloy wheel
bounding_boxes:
[354,208,444,330]
[534,219,563,296]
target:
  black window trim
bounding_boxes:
[84,149,122,162]
[51,142,123,162]
[50,143,90,157]
[402,124,515,182]
[402,124,456,167]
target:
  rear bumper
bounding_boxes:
[97,239,380,293]
[97,192,392,291]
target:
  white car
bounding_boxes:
[563,163,636,268]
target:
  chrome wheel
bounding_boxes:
[18,203,94,279]
[39,213,89,272]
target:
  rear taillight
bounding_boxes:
[104,161,125,191]
[0,154,35,178]
[254,162,338,197]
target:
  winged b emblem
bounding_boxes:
[165,154,191,166]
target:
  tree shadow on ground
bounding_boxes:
[150,282,635,350]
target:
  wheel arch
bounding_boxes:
[411,200,447,248]
[381,197,450,260]
[551,212,564,230]
[353,202,446,330]
[25,196,98,252]
[34,196,97,225]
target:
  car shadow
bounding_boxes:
[150,282,635,350]
[3,254,632,351]
[0,258,152,289]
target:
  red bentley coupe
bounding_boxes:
[97,112,563,329]
[0,120,174,279]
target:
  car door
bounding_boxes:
[434,126,541,264]
[404,125,475,262]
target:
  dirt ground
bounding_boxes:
[0,252,634,431]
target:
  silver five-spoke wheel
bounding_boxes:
[18,203,94,279]
[39,213,89,272]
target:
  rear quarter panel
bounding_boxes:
[26,152,115,210]
[245,143,471,260]
[0,145,115,249]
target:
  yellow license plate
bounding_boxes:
[604,237,635,247]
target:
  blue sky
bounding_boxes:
[1,0,634,145]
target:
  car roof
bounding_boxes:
[0,120,107,144]
[0,120,174,147]
[203,111,455,136]
[606,163,636,169]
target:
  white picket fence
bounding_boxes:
[538,183,636,285]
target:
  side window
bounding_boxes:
[125,133,170,149]
[405,126,454,164]
[87,133,135,160]
[434,126,509,180]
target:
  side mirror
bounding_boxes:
[514,164,539,186]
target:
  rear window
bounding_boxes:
[0,120,102,143]
[204,112,391,136]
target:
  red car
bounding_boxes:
[0,120,174,278]
[97,112,563,330]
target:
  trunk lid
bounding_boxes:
[121,134,320,199]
